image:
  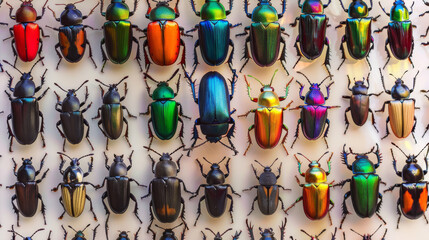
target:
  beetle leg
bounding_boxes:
[130,194,143,224]
[280,124,289,155]
[85,38,97,69]
[56,121,67,151]
[227,39,237,77]
[131,36,143,72]
[333,179,350,188]
[290,118,302,148]
[142,39,152,73]
[227,194,235,224]
[178,103,190,119]
[293,39,302,69]
[339,191,351,229]
[180,198,189,230]
[187,119,201,156]
[10,39,18,67]
[384,183,400,193]
[190,40,200,77]
[11,195,20,227]
[141,182,152,199]
[100,38,108,73]
[242,124,255,156]
[368,108,379,133]
[247,196,258,216]
[194,196,205,226]
[382,39,391,69]
[58,197,66,219]
[380,117,391,140]
[376,193,386,225]
[284,196,302,215]
[337,35,347,70]
[323,38,332,79]
[53,43,63,70]
[82,119,94,150]
[343,107,351,134]
[179,38,187,70]
[38,38,45,66]
[6,114,14,152]
[38,111,46,148]
[37,193,47,225]
[122,106,137,119]
[85,194,98,221]
[278,196,286,212]
[238,36,251,73]
[123,117,132,148]
[36,169,49,184]
[226,117,238,155]
[322,119,331,148]
[424,211,429,224]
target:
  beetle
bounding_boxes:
[54,80,93,152]
[142,0,190,74]
[284,152,334,224]
[336,0,379,70]
[290,72,339,149]
[246,218,286,240]
[384,142,429,228]
[185,71,238,156]
[376,68,418,143]
[335,144,386,229]
[291,0,332,77]
[187,0,240,76]
[45,0,99,69]
[202,228,241,240]
[140,69,190,148]
[62,224,99,240]
[191,157,241,225]
[343,225,387,240]
[151,223,185,240]
[97,151,146,239]
[375,0,416,69]
[343,73,382,134]
[9,225,51,240]
[93,76,137,150]
[3,0,49,66]
[6,154,49,227]
[100,0,142,72]
[3,58,49,152]
[235,0,288,74]
[115,228,141,240]
[142,146,193,232]
[52,152,98,220]
[239,69,293,155]
[290,228,337,240]
[243,158,290,216]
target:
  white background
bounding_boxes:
[0,0,428,239]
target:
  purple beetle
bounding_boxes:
[290,72,339,148]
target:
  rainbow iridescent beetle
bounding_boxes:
[285,152,334,225]
[235,0,288,74]
[375,0,416,69]
[239,70,293,156]
[291,0,332,77]
[336,0,380,70]
[3,0,49,66]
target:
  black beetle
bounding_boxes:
[97,151,146,239]
[116,227,141,240]
[52,152,98,220]
[290,227,337,240]
[54,80,93,151]
[9,225,51,240]
[343,73,382,134]
[246,218,286,240]
[93,76,137,150]
[3,58,49,152]
[202,228,241,240]
[62,224,100,240]
[7,154,49,227]
[151,223,185,240]
[243,158,290,216]
[191,157,241,226]
[142,146,193,232]
[343,225,387,240]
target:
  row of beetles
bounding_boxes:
[0,0,427,75]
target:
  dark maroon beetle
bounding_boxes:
[343,73,382,134]
[7,154,49,227]
[343,225,387,240]
[290,72,340,148]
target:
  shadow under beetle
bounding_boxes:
[202,228,241,240]
[62,224,100,240]
[93,76,137,150]
[3,58,49,152]
[243,158,290,216]
[46,0,99,69]
[191,157,241,225]
[246,218,286,240]
[54,80,94,152]
[343,73,382,134]
[9,225,51,240]
[290,72,339,149]
[141,69,190,149]
[343,225,387,240]
[151,223,185,240]
[3,0,49,66]
[142,146,193,233]
[97,151,146,240]
[7,154,49,227]
[115,227,141,240]
[335,144,386,229]
[336,0,380,70]
[236,0,288,74]
[384,142,429,228]
[291,0,332,78]
[239,70,293,156]
[290,227,337,240]
[285,152,334,224]
[52,152,98,220]
[100,0,142,72]
[376,68,418,143]
[375,0,416,69]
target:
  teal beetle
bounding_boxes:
[336,0,379,70]
[187,0,241,77]
[375,0,415,69]
[335,144,386,229]
[100,0,142,72]
[236,0,288,74]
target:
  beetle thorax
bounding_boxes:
[305,84,325,105]
[251,1,279,23]
[402,162,424,182]
[162,230,175,238]
[206,167,226,185]
[200,0,227,20]
[110,157,128,177]
[348,0,369,18]
[259,168,277,186]
[103,87,121,104]
[62,93,81,112]
[391,80,410,100]
[153,83,175,100]
[352,81,369,95]
[106,0,130,20]
[155,159,178,178]
[64,163,84,183]
[75,231,85,238]
[390,0,409,21]
[305,161,327,183]
[258,87,280,107]
[60,4,83,26]
[149,3,176,21]
[118,231,129,239]
[14,75,36,98]
[17,159,36,182]
[16,2,37,22]
[260,228,274,237]
[352,157,376,174]
[302,0,324,14]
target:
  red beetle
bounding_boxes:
[4,0,49,65]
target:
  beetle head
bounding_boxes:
[200,0,227,21]
[253,159,278,186]
[155,154,178,177]
[392,142,429,182]
[59,152,93,183]
[68,224,90,239]
[390,0,409,21]
[106,0,130,20]
[301,0,324,14]
[251,0,279,23]
[351,156,376,174]
[297,72,329,105]
[4,58,45,98]
[390,78,410,99]
[259,228,275,237]
[16,0,38,22]
[55,80,88,112]
[17,157,36,182]
[57,2,85,26]
[296,152,331,183]
[203,157,227,185]
[118,231,129,238]
[148,0,177,21]
[348,0,368,18]
[205,228,232,240]
[96,76,128,104]
[109,154,128,177]
[351,80,369,95]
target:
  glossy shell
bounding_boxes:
[257,185,279,215]
[251,4,279,23]
[302,183,330,220]
[345,18,372,59]
[103,21,133,64]
[400,182,428,219]
[200,0,227,20]
[150,100,179,140]
[13,23,40,62]
[147,20,180,66]
[11,97,40,145]
[250,22,281,67]
[15,182,39,217]
[60,111,85,144]
[300,105,328,140]
[387,21,413,60]
[388,100,415,138]
[351,174,380,218]
[390,2,410,22]
[58,25,87,63]
[101,103,124,140]
[298,14,328,60]
[350,94,369,126]
[151,178,182,223]
[204,185,228,217]
[254,107,284,149]
[61,183,86,217]
[198,20,230,66]
[107,176,130,214]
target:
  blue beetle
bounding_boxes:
[185,71,237,156]
[62,224,99,240]
[9,225,51,240]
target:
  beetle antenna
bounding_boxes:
[77,153,94,161]
[269,158,279,167]
[253,159,265,168]
[171,223,184,230]
[317,151,330,162]
[205,228,217,236]
[296,71,312,85]
[218,156,227,165]
[115,76,129,87]
[95,79,110,87]
[8,230,25,239]
[29,57,45,74]
[319,75,331,86]
[202,157,213,165]
[350,229,363,237]
[80,224,91,232]
[68,225,79,233]
[30,228,45,237]
[54,83,68,93]
[154,224,166,230]
[400,70,409,80]
[269,69,279,86]
[246,74,265,87]
[73,0,85,4]
[143,73,160,84]
[2,60,23,74]
[316,229,326,237]
[220,228,233,236]
[296,153,312,163]
[416,143,429,158]
[370,225,383,236]
[365,72,371,85]
[170,145,184,155]
[144,146,162,156]
[300,229,312,237]
[76,80,89,92]
[391,142,409,158]
[166,68,181,83]
[57,152,74,161]
[55,3,68,5]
